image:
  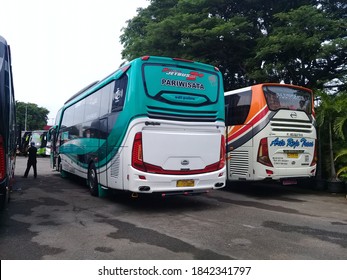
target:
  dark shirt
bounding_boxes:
[27,146,37,163]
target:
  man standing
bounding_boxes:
[23,142,37,178]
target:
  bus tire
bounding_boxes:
[55,157,60,171]
[88,163,99,197]
[0,189,9,211]
[59,160,68,178]
[0,195,5,210]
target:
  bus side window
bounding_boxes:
[85,91,101,122]
[61,106,74,128]
[100,82,113,117]
[225,90,252,126]
[112,74,128,112]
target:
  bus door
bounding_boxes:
[227,123,254,181]
[48,127,57,169]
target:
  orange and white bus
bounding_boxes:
[225,83,317,185]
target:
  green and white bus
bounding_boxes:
[29,130,48,156]
[50,56,226,197]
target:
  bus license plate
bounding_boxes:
[176,180,195,187]
[287,153,298,158]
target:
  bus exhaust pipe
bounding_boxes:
[131,192,139,198]
[138,186,150,192]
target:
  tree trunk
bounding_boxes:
[316,126,322,180]
[328,121,337,181]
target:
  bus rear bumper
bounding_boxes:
[127,167,226,194]
[255,166,316,181]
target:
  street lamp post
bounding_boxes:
[24,104,27,131]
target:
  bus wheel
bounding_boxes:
[88,163,99,197]
[0,188,9,210]
[0,195,6,210]
[59,160,68,178]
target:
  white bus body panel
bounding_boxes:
[228,109,316,181]
[142,129,220,170]
[60,118,226,193]
[119,119,225,193]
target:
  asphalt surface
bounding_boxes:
[0,156,347,260]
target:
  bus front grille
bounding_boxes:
[147,106,218,122]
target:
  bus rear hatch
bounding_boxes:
[132,128,224,175]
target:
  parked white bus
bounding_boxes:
[50,56,226,197]
[225,83,317,185]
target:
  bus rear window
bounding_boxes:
[142,64,219,104]
[263,86,312,114]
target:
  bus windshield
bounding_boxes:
[263,85,312,114]
[31,132,41,144]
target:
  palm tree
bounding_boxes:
[316,91,347,182]
[333,96,347,180]
[335,149,347,179]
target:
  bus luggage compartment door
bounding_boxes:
[141,128,221,172]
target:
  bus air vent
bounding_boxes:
[147,106,217,122]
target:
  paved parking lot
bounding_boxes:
[1,156,347,259]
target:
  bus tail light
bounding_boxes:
[311,140,318,166]
[172,57,194,63]
[218,135,226,170]
[266,169,274,175]
[131,132,146,172]
[141,56,150,61]
[257,138,273,167]
[0,135,5,181]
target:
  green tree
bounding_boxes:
[16,101,49,131]
[248,4,347,90]
[332,91,347,179]
[335,148,347,179]
[120,0,346,91]
[316,91,347,182]
[120,0,327,89]
[121,0,256,88]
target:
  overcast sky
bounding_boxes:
[0,0,149,124]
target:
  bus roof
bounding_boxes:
[225,83,312,96]
[64,80,99,104]
[63,56,220,108]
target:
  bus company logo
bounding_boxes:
[161,78,205,90]
[187,71,204,81]
[270,137,314,149]
[162,68,204,81]
[181,160,190,165]
[290,112,297,119]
